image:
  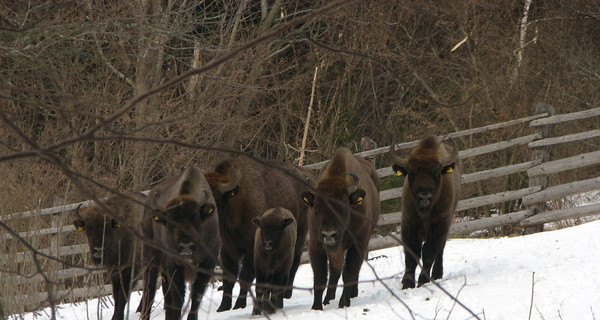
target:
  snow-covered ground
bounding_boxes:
[22,220,600,320]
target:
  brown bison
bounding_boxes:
[143,165,220,320]
[301,147,380,310]
[251,207,297,315]
[73,192,151,320]
[390,134,461,289]
[204,158,314,312]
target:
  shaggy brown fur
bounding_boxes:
[302,147,381,310]
[73,192,149,320]
[390,135,461,289]
[205,158,314,312]
[143,165,220,320]
[251,207,297,315]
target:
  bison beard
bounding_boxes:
[390,135,461,289]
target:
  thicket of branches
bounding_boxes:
[1,0,600,317]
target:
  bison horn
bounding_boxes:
[217,167,239,194]
[346,172,360,195]
[442,138,459,166]
[389,143,407,168]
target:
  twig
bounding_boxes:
[528,272,535,320]
[298,63,319,166]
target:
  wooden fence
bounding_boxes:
[1,103,600,314]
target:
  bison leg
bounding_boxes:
[310,249,328,310]
[138,264,159,320]
[252,273,267,316]
[163,267,186,320]
[419,225,447,287]
[110,268,132,320]
[285,232,306,299]
[431,248,445,280]
[270,272,288,309]
[187,270,212,320]
[233,253,255,310]
[401,227,422,289]
[217,252,238,312]
[339,246,363,308]
[323,261,341,306]
[418,228,448,287]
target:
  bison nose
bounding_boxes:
[177,242,196,256]
[416,192,433,208]
[92,247,104,259]
[321,231,338,247]
[263,240,273,251]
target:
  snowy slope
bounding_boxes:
[23,220,600,320]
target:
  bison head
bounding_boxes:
[302,172,365,249]
[73,201,128,266]
[151,190,216,258]
[252,207,295,254]
[391,135,459,218]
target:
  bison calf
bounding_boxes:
[252,207,297,315]
[73,192,151,320]
[390,135,461,289]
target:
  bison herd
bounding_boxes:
[73,135,461,319]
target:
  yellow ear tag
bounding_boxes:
[303,197,310,203]
[445,167,453,173]
[395,170,403,176]
[355,196,363,205]
[77,226,85,231]
[113,223,121,228]
[208,208,214,215]
[154,216,161,221]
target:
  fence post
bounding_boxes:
[524,102,555,234]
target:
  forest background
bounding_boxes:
[1,0,599,210]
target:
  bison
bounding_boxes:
[204,158,314,312]
[143,165,220,320]
[390,134,461,289]
[301,147,380,310]
[251,207,297,315]
[73,192,152,320]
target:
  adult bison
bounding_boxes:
[301,147,380,310]
[73,192,152,320]
[390,134,461,289]
[143,165,220,320]
[252,207,297,315]
[204,158,314,312]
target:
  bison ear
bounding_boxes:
[282,218,295,228]
[111,219,121,228]
[73,219,85,231]
[201,204,216,217]
[153,212,167,224]
[442,163,455,174]
[349,189,367,206]
[251,217,261,228]
[392,164,407,177]
[301,191,314,207]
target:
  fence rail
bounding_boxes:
[2,105,600,313]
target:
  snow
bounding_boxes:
[22,220,600,320]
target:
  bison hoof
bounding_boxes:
[350,284,359,298]
[284,289,293,299]
[417,274,430,287]
[338,296,351,309]
[311,303,323,311]
[233,299,247,310]
[216,301,231,312]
